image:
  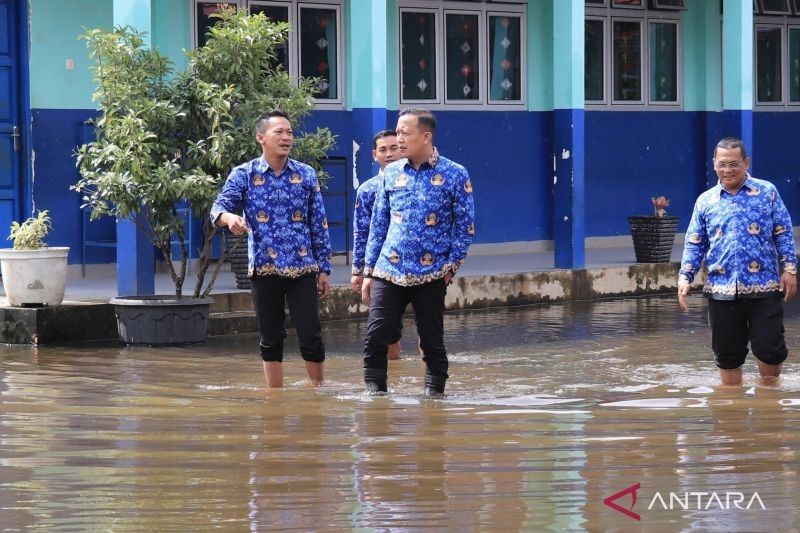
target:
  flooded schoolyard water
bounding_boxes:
[2,294,800,531]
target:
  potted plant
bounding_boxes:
[74,8,334,344]
[628,196,679,263]
[0,210,70,307]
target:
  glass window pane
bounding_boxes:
[585,20,604,101]
[401,12,437,101]
[790,28,800,102]
[756,27,782,103]
[613,20,642,101]
[650,23,678,102]
[446,13,480,101]
[613,0,643,6]
[489,15,522,101]
[653,0,685,7]
[300,8,338,99]
[759,0,791,14]
[794,0,800,15]
[249,4,289,71]
[586,0,606,4]
[196,1,232,48]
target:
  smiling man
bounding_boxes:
[360,108,475,395]
[211,110,332,389]
[678,137,797,386]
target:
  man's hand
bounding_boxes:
[350,275,363,294]
[361,278,374,306]
[220,212,248,236]
[317,273,330,299]
[677,280,691,312]
[780,271,797,301]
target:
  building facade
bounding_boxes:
[2,0,799,287]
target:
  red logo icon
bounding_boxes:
[604,483,641,521]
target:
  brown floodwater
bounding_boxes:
[2,294,799,531]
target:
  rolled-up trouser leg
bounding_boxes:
[251,275,287,362]
[363,278,408,391]
[411,278,448,392]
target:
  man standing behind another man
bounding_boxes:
[361,108,475,395]
[351,130,403,359]
[678,137,797,386]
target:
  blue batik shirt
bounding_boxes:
[351,172,384,276]
[210,157,332,277]
[679,174,797,300]
[364,148,475,286]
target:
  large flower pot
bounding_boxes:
[628,215,679,263]
[109,295,214,345]
[0,247,70,306]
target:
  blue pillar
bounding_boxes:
[114,0,155,295]
[347,0,393,186]
[552,0,585,269]
[720,0,754,171]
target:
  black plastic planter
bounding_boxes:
[627,215,679,263]
[110,296,214,345]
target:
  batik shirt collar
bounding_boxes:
[254,156,297,175]
[404,147,440,171]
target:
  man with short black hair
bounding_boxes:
[361,108,475,395]
[678,137,797,386]
[211,110,332,388]
[352,130,403,359]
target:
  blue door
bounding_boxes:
[0,0,22,246]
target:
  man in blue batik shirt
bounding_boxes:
[678,137,797,386]
[211,110,332,389]
[361,108,475,395]
[351,130,403,360]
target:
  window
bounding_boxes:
[192,0,343,104]
[586,1,681,107]
[399,1,526,108]
[754,7,800,106]
[756,26,782,102]
[759,0,791,15]
[585,19,605,101]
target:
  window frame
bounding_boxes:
[486,10,527,106]
[399,6,442,105]
[611,17,645,105]
[586,3,682,110]
[647,19,681,105]
[398,0,526,110]
[297,2,344,104]
[650,0,686,9]
[191,0,344,107]
[585,16,607,104]
[753,13,800,108]
[442,9,484,106]
[759,0,792,16]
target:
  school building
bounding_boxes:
[2,0,799,291]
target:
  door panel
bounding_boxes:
[0,0,20,246]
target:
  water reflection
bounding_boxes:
[1,294,800,530]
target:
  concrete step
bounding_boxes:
[208,310,259,336]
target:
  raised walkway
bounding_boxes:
[0,243,692,344]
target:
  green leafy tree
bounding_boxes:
[75,6,336,298]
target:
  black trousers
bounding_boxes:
[251,274,325,363]
[363,277,448,383]
[707,294,787,370]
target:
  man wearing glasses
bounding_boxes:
[678,137,797,386]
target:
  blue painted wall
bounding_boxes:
[754,113,800,223]
[585,111,706,237]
